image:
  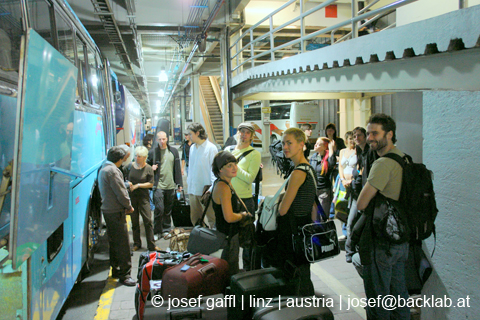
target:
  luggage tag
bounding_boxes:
[180,265,190,272]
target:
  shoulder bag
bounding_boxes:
[187,182,228,255]
[290,165,340,264]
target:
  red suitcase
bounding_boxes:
[161,253,229,299]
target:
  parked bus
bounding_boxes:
[0,1,131,319]
[244,101,337,146]
[114,77,144,163]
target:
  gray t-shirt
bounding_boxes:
[158,148,176,190]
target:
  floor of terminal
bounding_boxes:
[60,149,372,320]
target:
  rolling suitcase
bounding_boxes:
[172,190,193,227]
[161,253,229,299]
[228,267,296,320]
[143,294,228,320]
[252,296,334,320]
[135,251,190,320]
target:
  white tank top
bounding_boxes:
[341,151,357,176]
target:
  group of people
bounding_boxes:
[98,113,411,319]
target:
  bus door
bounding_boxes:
[10,29,79,269]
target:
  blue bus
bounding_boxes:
[0,1,130,319]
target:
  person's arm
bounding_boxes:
[215,183,246,223]
[339,149,346,180]
[357,182,378,210]
[235,151,261,184]
[129,167,154,191]
[181,159,185,176]
[278,169,307,216]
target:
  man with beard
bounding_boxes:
[356,113,409,320]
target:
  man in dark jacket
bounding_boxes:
[98,146,135,286]
[147,131,183,239]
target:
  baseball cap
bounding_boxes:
[237,122,255,133]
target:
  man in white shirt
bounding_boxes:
[186,123,218,227]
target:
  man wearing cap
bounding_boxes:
[147,131,183,239]
[181,132,192,176]
[226,122,261,270]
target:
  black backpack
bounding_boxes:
[269,139,294,178]
[383,153,439,244]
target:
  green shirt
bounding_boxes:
[158,148,176,190]
[367,147,404,200]
[231,146,261,199]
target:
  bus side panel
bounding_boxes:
[71,111,106,175]
[70,171,97,280]
[11,29,77,268]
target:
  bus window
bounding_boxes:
[75,35,88,102]
[87,47,100,106]
[55,13,74,64]
[27,0,55,47]
[271,105,290,120]
[0,0,22,76]
[245,107,261,121]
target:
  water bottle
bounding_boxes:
[177,191,181,200]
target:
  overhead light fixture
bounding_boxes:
[159,69,168,82]
[158,89,165,97]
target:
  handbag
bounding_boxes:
[291,197,340,264]
[258,175,290,231]
[187,184,228,255]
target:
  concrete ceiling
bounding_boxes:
[69,0,354,118]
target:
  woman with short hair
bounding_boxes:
[127,146,160,251]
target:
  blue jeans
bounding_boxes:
[363,241,410,320]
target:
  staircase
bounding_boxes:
[199,76,224,145]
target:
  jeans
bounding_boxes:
[153,188,175,234]
[345,199,358,260]
[363,241,410,320]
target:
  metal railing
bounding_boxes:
[229,0,417,76]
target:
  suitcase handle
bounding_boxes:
[198,264,217,278]
[184,253,205,267]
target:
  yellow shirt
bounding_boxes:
[231,146,261,199]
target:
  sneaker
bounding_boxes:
[120,277,136,286]
[133,245,141,252]
[161,231,170,238]
[149,246,162,252]
[154,234,160,241]
[338,235,347,241]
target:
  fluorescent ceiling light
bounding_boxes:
[159,69,168,82]
[158,89,165,97]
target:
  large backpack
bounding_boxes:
[269,140,294,178]
[382,153,439,244]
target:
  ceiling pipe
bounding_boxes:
[162,0,226,113]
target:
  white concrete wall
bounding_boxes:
[391,92,423,162]
[422,91,480,319]
[469,0,480,6]
[397,0,459,26]
[245,1,351,27]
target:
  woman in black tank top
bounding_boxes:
[211,151,251,275]
[274,128,316,296]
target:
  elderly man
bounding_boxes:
[98,146,135,286]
